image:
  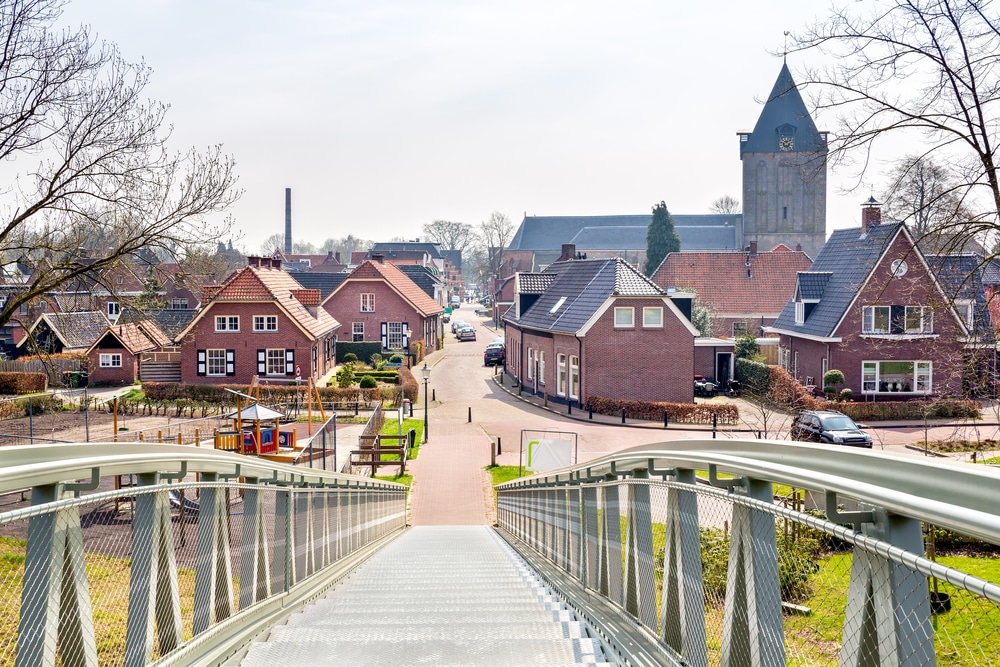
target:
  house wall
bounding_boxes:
[179,302,330,385]
[88,344,138,386]
[325,279,437,355]
[711,315,777,339]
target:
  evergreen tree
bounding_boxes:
[645,201,681,277]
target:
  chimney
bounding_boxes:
[284,188,292,255]
[335,251,341,264]
[862,196,882,233]
[748,241,758,257]
[558,243,577,262]
[795,243,802,252]
[371,252,385,264]
[248,256,261,268]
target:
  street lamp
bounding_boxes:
[421,362,431,443]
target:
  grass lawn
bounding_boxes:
[379,418,423,460]
[374,473,412,487]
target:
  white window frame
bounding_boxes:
[569,355,579,400]
[904,306,932,334]
[614,307,634,328]
[556,353,567,397]
[862,306,890,334]
[387,322,404,350]
[99,353,122,368]
[352,322,364,342]
[215,315,239,332]
[266,348,286,375]
[171,298,188,310]
[794,301,805,325]
[733,321,749,337]
[527,349,535,381]
[642,307,663,328]
[107,302,120,318]
[538,351,546,385]
[862,360,932,394]
[360,293,375,312]
[253,315,278,332]
[207,349,227,376]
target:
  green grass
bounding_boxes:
[379,418,423,460]
[374,473,412,487]
[486,465,531,504]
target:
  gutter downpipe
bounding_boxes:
[576,334,583,409]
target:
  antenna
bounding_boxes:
[783,31,790,61]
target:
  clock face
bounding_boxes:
[779,135,795,151]
[890,260,908,277]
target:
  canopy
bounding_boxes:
[227,403,286,422]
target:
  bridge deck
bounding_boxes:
[234,526,612,666]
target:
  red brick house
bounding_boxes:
[651,242,812,338]
[503,257,698,405]
[86,321,171,386]
[766,207,993,399]
[175,257,340,385]
[322,255,444,357]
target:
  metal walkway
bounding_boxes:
[235,526,611,666]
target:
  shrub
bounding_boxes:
[587,396,739,425]
[839,388,853,401]
[336,363,356,389]
[369,353,383,369]
[735,358,769,395]
[388,353,404,364]
[337,342,381,364]
[343,352,358,363]
[0,372,48,395]
[734,334,761,361]
[697,527,818,603]
[0,394,63,420]
[823,385,837,399]
[359,375,378,389]
[823,369,845,388]
[399,366,418,404]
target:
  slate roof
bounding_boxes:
[507,214,740,252]
[927,254,994,337]
[505,258,663,334]
[119,308,197,340]
[515,273,555,295]
[741,63,827,154]
[291,272,348,299]
[333,260,443,317]
[441,249,462,271]
[771,223,905,337]
[797,272,831,301]
[89,322,168,355]
[21,312,110,351]
[653,247,812,315]
[370,242,444,259]
[396,264,442,299]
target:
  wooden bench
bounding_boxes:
[352,433,410,476]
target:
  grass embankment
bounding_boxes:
[370,418,423,486]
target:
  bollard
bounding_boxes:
[713,413,718,429]
[177,433,182,445]
[543,393,548,408]
[499,372,504,386]
[621,408,626,424]
[497,436,502,454]
[588,404,593,420]
[568,400,572,415]
[433,388,436,402]
[468,406,472,423]
[490,439,496,467]
[518,383,522,396]
[664,410,669,428]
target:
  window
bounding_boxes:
[253,315,278,332]
[862,360,932,394]
[19,303,27,315]
[538,351,546,385]
[360,293,375,312]
[527,349,534,381]
[171,298,188,309]
[99,353,121,368]
[266,349,286,375]
[353,322,364,342]
[733,321,749,337]
[904,306,932,333]
[207,349,227,376]
[39,301,47,313]
[955,300,974,328]
[116,275,123,285]
[215,315,239,332]
[821,357,828,381]
[862,306,890,334]
[387,322,404,350]
[794,301,805,325]
[556,353,567,396]
[614,307,634,328]
[107,302,120,318]
[569,355,579,400]
[642,307,663,328]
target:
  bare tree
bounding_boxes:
[259,233,284,255]
[422,220,476,253]
[793,0,1000,251]
[0,0,240,331]
[710,195,742,215]
[477,211,515,278]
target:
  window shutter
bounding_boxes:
[380,322,388,350]
[197,350,206,376]
[226,349,235,376]
[286,349,295,375]
[257,349,266,374]
[890,305,906,334]
[403,322,410,349]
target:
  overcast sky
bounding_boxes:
[60,0,885,255]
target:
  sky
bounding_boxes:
[58,0,885,255]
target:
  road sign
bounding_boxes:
[295,365,301,378]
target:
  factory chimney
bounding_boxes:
[284,188,292,255]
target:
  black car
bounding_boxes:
[484,342,505,366]
[791,410,872,447]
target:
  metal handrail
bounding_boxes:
[497,439,1000,543]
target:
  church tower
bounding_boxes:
[739,63,828,259]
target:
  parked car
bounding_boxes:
[456,325,477,341]
[484,342,505,366]
[791,410,872,448]
[451,320,467,334]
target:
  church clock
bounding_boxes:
[779,135,795,151]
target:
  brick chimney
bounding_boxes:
[862,196,882,233]
[370,252,385,264]
[558,243,576,262]
[748,240,758,257]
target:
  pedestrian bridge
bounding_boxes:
[1,441,998,666]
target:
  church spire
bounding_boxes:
[740,62,826,155]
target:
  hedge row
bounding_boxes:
[400,366,419,404]
[834,399,980,421]
[143,381,415,407]
[336,342,383,364]
[0,372,48,395]
[587,396,740,425]
[355,371,401,384]
[0,395,63,420]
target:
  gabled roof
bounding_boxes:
[370,242,444,259]
[328,260,443,317]
[396,264,442,299]
[741,63,827,154]
[177,265,340,341]
[515,273,554,295]
[771,223,905,337]
[440,249,462,270]
[927,254,995,338]
[120,308,197,340]
[652,248,812,315]
[20,312,110,351]
[507,214,741,252]
[504,258,666,335]
[291,272,348,300]
[86,321,169,356]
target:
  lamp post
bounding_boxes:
[421,362,431,443]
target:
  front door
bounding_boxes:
[716,352,733,383]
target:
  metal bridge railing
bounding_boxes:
[495,440,1000,667]
[0,443,407,667]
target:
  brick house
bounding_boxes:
[766,205,993,399]
[322,255,444,357]
[86,321,171,386]
[651,242,813,338]
[175,257,340,385]
[503,257,698,405]
[17,311,110,356]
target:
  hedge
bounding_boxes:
[143,382,410,407]
[336,342,383,364]
[399,366,418,404]
[0,372,48,395]
[354,371,401,383]
[0,394,63,420]
[587,396,739,425]
[735,358,770,396]
[832,399,980,421]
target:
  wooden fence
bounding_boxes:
[0,358,85,386]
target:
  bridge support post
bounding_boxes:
[582,485,599,591]
[272,489,293,593]
[239,482,272,609]
[624,469,657,629]
[193,474,235,635]
[661,469,708,667]
[720,478,785,667]
[598,481,623,605]
[567,486,582,577]
[840,513,933,667]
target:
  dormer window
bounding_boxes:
[794,301,805,324]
